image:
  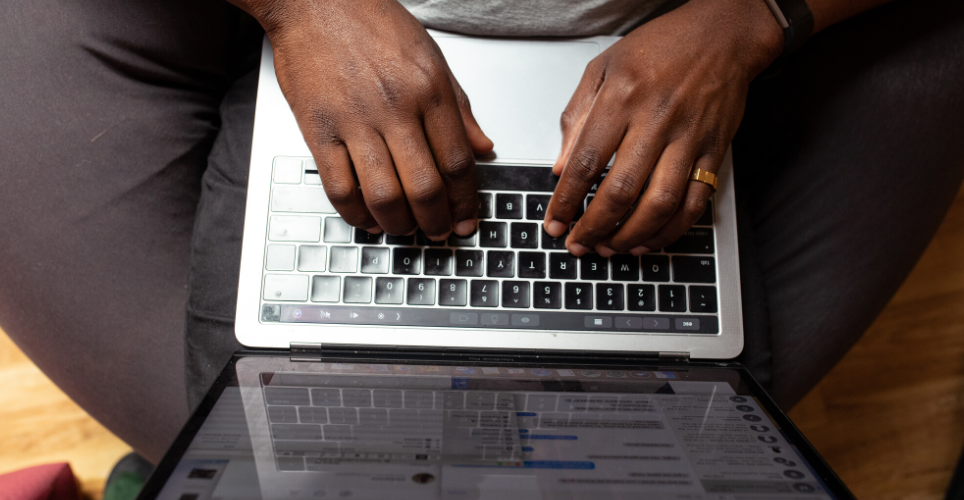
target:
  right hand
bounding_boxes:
[232,0,494,239]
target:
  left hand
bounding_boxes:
[543,0,784,257]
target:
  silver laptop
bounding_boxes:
[235,31,743,360]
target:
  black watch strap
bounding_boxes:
[763,0,814,56]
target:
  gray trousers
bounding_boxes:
[1,0,962,462]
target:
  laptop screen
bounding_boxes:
[145,355,846,499]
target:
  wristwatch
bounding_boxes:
[763,0,814,57]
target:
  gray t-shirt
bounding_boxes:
[399,0,670,37]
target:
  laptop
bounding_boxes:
[136,32,852,499]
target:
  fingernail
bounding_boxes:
[365,226,383,234]
[405,228,417,236]
[430,230,452,242]
[596,245,616,258]
[630,246,651,256]
[568,242,588,257]
[454,219,477,236]
[545,220,568,237]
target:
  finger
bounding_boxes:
[542,90,628,245]
[423,94,480,236]
[312,141,379,231]
[621,154,720,253]
[384,126,452,240]
[565,129,663,257]
[603,140,700,253]
[344,129,417,235]
[553,58,606,176]
[448,73,494,154]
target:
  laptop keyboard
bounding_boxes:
[260,156,720,334]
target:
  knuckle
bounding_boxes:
[365,187,402,213]
[324,180,356,207]
[603,173,641,208]
[441,154,474,179]
[683,194,709,223]
[305,107,340,143]
[567,149,602,182]
[647,188,682,220]
[408,180,445,207]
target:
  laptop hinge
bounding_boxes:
[290,342,323,353]
[658,351,690,361]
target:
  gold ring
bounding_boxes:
[690,168,718,191]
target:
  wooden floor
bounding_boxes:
[1,184,962,500]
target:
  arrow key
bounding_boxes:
[642,317,671,331]
[501,281,530,308]
[616,317,643,329]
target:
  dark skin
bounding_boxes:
[230,0,894,250]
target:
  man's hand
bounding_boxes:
[232,0,493,239]
[543,0,783,256]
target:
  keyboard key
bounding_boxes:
[641,255,670,282]
[455,250,484,276]
[486,251,514,277]
[672,256,716,283]
[374,277,404,304]
[328,407,359,425]
[611,255,639,281]
[273,157,303,184]
[415,230,446,246]
[323,424,352,440]
[627,284,656,311]
[298,245,327,272]
[470,280,499,307]
[581,254,609,280]
[439,279,468,306]
[386,234,415,245]
[265,244,296,271]
[425,249,453,276]
[392,248,421,274]
[264,274,309,301]
[695,203,713,226]
[659,285,687,312]
[596,283,624,310]
[271,186,336,213]
[268,406,299,423]
[442,392,464,409]
[665,228,714,254]
[343,389,372,407]
[343,276,372,303]
[533,282,562,309]
[360,247,389,274]
[323,217,352,243]
[541,228,568,249]
[565,283,593,309]
[359,408,389,426]
[311,388,341,406]
[510,222,539,248]
[478,193,493,219]
[448,231,477,247]
[329,246,358,273]
[689,285,718,313]
[526,195,551,220]
[355,229,383,244]
[266,387,310,405]
[297,407,327,424]
[518,252,546,278]
[549,253,577,279]
[496,193,523,219]
[502,281,530,308]
[272,424,322,440]
[405,391,434,409]
[304,163,322,185]
[479,221,508,247]
[373,390,403,408]
[311,276,341,302]
[675,318,701,330]
[466,392,496,410]
[269,215,321,242]
[407,278,436,305]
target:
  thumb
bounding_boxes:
[449,74,494,154]
[554,59,606,176]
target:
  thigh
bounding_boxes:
[0,0,259,461]
[734,0,964,407]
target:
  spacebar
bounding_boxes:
[269,304,719,334]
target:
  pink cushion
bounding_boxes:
[0,463,80,500]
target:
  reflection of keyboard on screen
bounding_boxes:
[259,156,720,334]
[260,374,660,472]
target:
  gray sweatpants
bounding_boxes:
[0,0,962,462]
